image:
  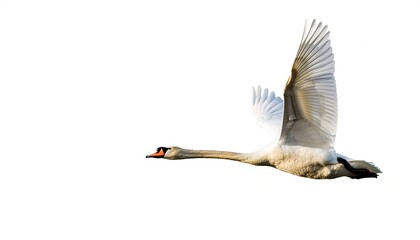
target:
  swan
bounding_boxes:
[146,20,381,179]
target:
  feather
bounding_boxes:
[280,20,338,149]
[252,86,283,137]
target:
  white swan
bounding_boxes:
[146,20,381,179]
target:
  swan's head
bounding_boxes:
[146,146,180,159]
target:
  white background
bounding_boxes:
[1,0,419,239]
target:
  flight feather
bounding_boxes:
[280,20,338,149]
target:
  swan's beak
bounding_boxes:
[146,148,166,158]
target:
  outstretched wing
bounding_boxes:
[280,20,337,149]
[252,86,283,136]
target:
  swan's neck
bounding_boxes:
[174,148,267,166]
[177,149,248,161]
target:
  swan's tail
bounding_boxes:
[349,160,382,174]
[337,157,382,179]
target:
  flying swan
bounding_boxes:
[146,20,381,179]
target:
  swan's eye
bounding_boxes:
[155,147,171,154]
[160,147,171,153]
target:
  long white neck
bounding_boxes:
[173,148,269,166]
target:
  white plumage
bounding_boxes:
[252,86,283,137]
[147,20,382,179]
[280,20,337,149]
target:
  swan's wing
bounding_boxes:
[252,86,283,136]
[280,20,337,149]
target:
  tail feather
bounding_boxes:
[349,160,382,174]
[337,157,382,179]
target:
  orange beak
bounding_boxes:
[146,148,166,158]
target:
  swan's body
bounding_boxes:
[146,20,381,179]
